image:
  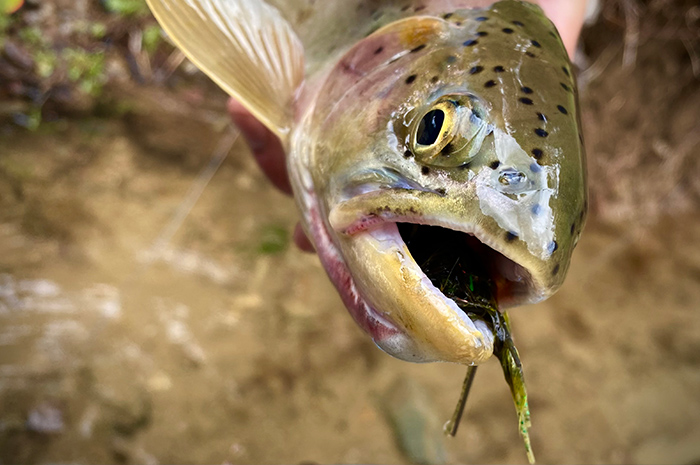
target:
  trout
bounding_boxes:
[146,0,587,460]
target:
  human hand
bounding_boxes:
[227,99,315,252]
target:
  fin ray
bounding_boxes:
[146,0,305,139]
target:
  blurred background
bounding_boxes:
[0,0,699,463]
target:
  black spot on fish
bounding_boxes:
[549,241,558,253]
[489,160,501,169]
[484,80,497,88]
[531,40,541,48]
[502,28,514,34]
[400,5,410,11]
[512,20,524,26]
[521,86,533,94]
[534,128,548,137]
[476,16,488,21]
[525,51,536,58]
[374,46,383,55]
[446,55,457,64]
[414,5,426,11]
[532,204,542,215]
[530,162,541,173]
[562,66,570,77]
[560,82,571,92]
[557,105,568,115]
[404,150,413,158]
[405,74,417,84]
[436,187,446,196]
[476,31,488,37]
[463,39,478,46]
[519,97,533,105]
[411,44,426,53]
[443,12,453,19]
[493,65,505,72]
[469,65,484,74]
[430,75,439,83]
[421,166,430,175]
[506,231,518,242]
[455,21,463,26]
[552,264,560,275]
[537,112,547,122]
[570,222,576,235]
[531,148,543,159]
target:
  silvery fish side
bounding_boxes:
[145,0,587,366]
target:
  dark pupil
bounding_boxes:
[416,109,445,146]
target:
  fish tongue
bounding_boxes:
[408,227,534,464]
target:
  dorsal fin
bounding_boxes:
[146,0,305,139]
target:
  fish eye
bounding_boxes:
[408,96,490,168]
[410,101,457,162]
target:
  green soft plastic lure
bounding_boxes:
[403,223,533,463]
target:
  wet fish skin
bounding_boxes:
[145,0,587,366]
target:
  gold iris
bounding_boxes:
[411,100,457,163]
[409,96,490,168]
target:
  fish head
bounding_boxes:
[300,2,587,365]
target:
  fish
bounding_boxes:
[145,0,586,412]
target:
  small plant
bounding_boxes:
[142,24,162,54]
[102,0,150,17]
[257,224,290,255]
[62,48,106,97]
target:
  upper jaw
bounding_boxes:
[329,187,546,306]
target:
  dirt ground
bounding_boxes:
[0,1,699,464]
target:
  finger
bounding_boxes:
[536,0,588,58]
[294,223,315,253]
[227,98,293,195]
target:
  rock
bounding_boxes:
[26,402,65,434]
[380,376,448,465]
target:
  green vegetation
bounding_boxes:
[257,224,290,255]
[63,48,106,97]
[0,0,172,130]
[142,24,162,54]
[103,0,150,17]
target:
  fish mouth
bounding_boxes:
[328,182,542,310]
[330,204,540,364]
[395,222,534,309]
[327,186,546,364]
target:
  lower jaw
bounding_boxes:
[312,201,520,364]
[338,222,498,364]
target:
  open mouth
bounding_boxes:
[396,223,533,308]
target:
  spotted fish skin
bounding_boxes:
[145,0,587,366]
[290,1,586,362]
